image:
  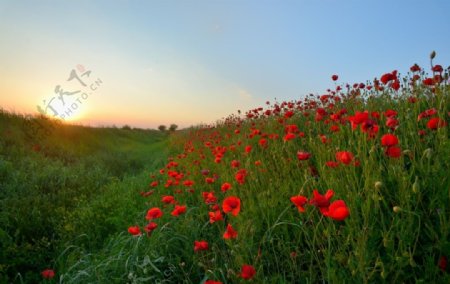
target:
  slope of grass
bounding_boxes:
[56,62,449,283]
[0,112,168,283]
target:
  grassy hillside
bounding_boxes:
[2,60,449,283]
[55,62,449,283]
[0,112,168,282]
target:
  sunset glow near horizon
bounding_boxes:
[1,0,449,129]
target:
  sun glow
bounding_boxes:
[62,111,85,123]
[46,102,89,124]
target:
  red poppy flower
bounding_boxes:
[171,205,187,216]
[223,223,238,239]
[235,169,248,185]
[194,240,209,252]
[259,138,268,147]
[432,64,443,73]
[335,151,354,165]
[202,192,218,204]
[386,117,399,129]
[285,124,299,133]
[330,125,340,132]
[284,110,294,118]
[380,72,397,85]
[183,180,194,187]
[221,182,232,192]
[231,160,240,168]
[146,207,163,220]
[391,80,400,91]
[417,108,437,121]
[438,255,447,272]
[361,120,379,137]
[385,146,402,158]
[332,74,338,81]
[41,269,55,279]
[410,64,421,72]
[325,161,340,168]
[327,200,350,221]
[205,280,223,284]
[310,189,334,214]
[297,151,311,161]
[245,145,252,153]
[209,210,223,223]
[144,222,158,234]
[371,112,380,119]
[161,195,175,204]
[320,134,329,144]
[290,195,308,212]
[408,97,418,104]
[384,110,397,118]
[423,78,435,86]
[427,117,447,130]
[205,177,215,184]
[381,134,399,147]
[348,111,369,130]
[284,132,296,141]
[222,196,241,216]
[240,264,256,280]
[128,226,141,236]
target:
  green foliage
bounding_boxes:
[0,111,168,283]
[57,74,449,283]
[169,124,178,132]
[2,67,450,283]
[158,125,167,132]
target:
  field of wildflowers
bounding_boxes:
[54,55,449,283]
[1,54,449,283]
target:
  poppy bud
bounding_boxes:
[393,206,402,213]
[375,181,383,190]
[430,50,436,60]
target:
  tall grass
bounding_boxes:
[0,112,168,283]
[2,59,449,283]
[57,61,449,283]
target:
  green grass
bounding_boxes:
[52,66,449,283]
[2,62,450,283]
[0,111,168,283]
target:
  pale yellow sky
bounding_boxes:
[1,1,449,129]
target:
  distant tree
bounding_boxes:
[169,124,178,131]
[122,125,131,130]
[158,125,167,132]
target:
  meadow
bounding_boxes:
[1,58,449,283]
[0,113,168,283]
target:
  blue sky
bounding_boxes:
[1,0,449,128]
